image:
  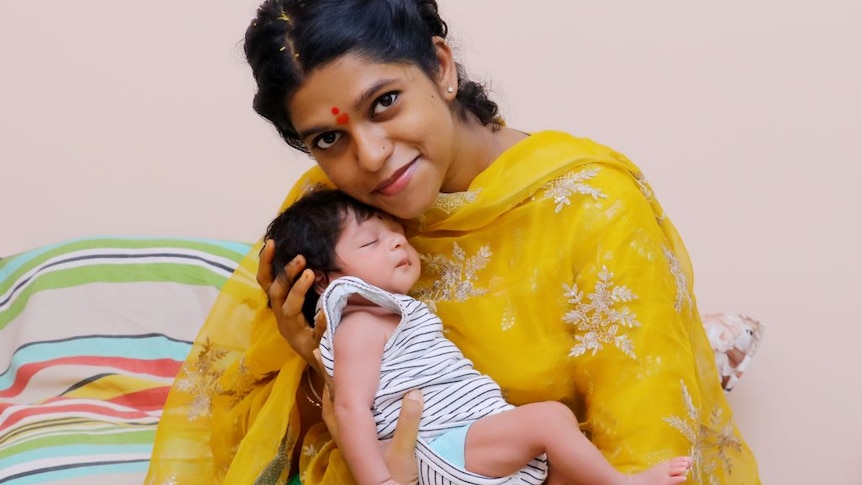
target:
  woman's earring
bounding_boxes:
[447,86,455,94]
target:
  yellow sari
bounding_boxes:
[146,131,760,484]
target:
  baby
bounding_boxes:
[266,189,692,485]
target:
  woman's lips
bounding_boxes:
[375,159,417,196]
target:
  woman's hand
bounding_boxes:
[312,350,422,485]
[257,240,326,368]
[381,389,422,485]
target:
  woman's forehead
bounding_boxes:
[290,56,421,113]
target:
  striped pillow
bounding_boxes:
[0,237,250,485]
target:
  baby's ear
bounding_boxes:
[312,271,329,295]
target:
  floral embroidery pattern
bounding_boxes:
[219,359,278,410]
[415,242,491,310]
[663,246,692,315]
[175,339,228,421]
[564,266,641,359]
[664,380,741,484]
[539,168,607,213]
[634,172,666,223]
[431,190,481,214]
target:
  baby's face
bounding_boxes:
[330,212,421,294]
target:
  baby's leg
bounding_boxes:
[465,401,622,483]
[465,401,691,485]
[627,457,692,485]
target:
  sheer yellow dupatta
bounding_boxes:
[146,169,357,484]
[407,131,760,484]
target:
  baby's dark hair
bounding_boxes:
[264,189,381,324]
[244,0,501,153]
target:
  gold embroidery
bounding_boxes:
[634,172,653,200]
[539,167,607,213]
[635,355,664,381]
[663,246,693,315]
[253,424,294,485]
[634,172,666,223]
[175,339,228,421]
[564,266,641,359]
[297,179,330,199]
[431,190,481,214]
[664,380,741,484]
[415,242,491,310]
[219,358,279,409]
[500,302,516,331]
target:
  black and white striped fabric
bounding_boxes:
[319,276,548,485]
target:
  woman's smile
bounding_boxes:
[374,158,418,196]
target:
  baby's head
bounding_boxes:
[265,189,420,324]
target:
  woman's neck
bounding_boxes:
[441,123,528,193]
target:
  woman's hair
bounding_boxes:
[265,189,380,324]
[244,0,500,153]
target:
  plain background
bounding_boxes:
[2,0,860,483]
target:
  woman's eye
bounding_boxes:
[371,92,399,117]
[314,132,342,150]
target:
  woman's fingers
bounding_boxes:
[312,349,335,401]
[256,240,277,293]
[383,389,423,485]
[282,267,313,319]
[256,245,320,367]
[320,382,340,444]
[312,312,329,352]
[312,349,340,444]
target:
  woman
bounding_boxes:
[146,0,761,484]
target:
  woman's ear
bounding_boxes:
[431,36,458,101]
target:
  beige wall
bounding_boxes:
[2,0,860,482]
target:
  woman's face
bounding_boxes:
[288,53,459,220]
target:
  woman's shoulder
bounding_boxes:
[516,130,624,157]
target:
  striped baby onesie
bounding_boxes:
[319,276,547,485]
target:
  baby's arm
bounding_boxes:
[332,310,398,485]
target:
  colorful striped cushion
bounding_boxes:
[0,237,250,484]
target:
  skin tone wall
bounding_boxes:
[2,1,860,483]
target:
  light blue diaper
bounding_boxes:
[427,424,473,469]
[416,424,548,485]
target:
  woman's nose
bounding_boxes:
[352,125,391,172]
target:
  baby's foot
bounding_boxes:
[626,456,692,485]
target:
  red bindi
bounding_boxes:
[331,107,340,115]
[336,113,350,125]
